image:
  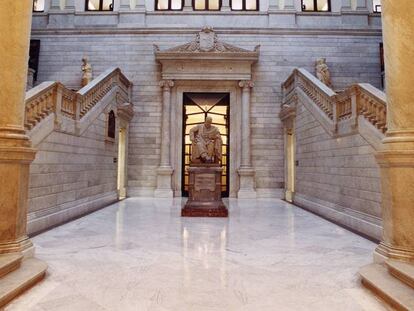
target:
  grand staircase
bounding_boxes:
[281,68,387,148]
[280,68,414,311]
[0,67,132,309]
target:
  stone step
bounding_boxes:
[387,260,414,289]
[360,263,414,311]
[0,254,23,279]
[0,258,47,308]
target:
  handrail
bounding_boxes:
[24,67,132,131]
[281,68,387,133]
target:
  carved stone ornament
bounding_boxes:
[155,27,260,54]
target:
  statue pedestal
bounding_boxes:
[182,164,228,217]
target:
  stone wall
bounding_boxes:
[30,29,383,198]
[293,101,382,240]
[27,110,119,235]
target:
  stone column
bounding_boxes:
[154,80,175,198]
[0,0,36,255]
[238,81,256,199]
[374,0,414,262]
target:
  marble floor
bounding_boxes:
[6,198,386,311]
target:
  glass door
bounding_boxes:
[182,93,230,197]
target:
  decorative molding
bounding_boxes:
[154,28,259,81]
[238,80,255,88]
[155,27,260,60]
[159,80,175,89]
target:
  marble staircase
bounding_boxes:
[0,254,47,308]
[360,261,414,310]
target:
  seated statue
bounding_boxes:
[189,116,222,164]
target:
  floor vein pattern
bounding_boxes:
[6,198,386,311]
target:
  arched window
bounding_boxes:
[156,0,184,10]
[302,0,330,12]
[107,110,116,139]
[86,0,114,11]
[231,0,257,10]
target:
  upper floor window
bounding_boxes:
[194,0,221,10]
[107,111,116,139]
[231,0,258,10]
[156,0,183,10]
[373,0,381,13]
[302,0,330,12]
[33,0,45,12]
[86,0,114,11]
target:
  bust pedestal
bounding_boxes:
[182,164,228,217]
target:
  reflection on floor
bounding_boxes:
[6,198,385,311]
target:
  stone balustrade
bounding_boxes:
[24,67,132,131]
[281,68,387,135]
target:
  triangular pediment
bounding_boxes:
[154,27,260,58]
[154,27,259,80]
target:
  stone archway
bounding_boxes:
[154,27,259,198]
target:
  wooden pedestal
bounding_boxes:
[182,164,228,217]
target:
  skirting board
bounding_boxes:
[27,192,118,235]
[294,193,382,241]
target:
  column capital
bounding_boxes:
[238,80,254,89]
[159,80,175,89]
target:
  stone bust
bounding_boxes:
[81,56,93,87]
[189,116,222,164]
[315,58,332,88]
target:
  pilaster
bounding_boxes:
[154,80,175,198]
[268,0,296,26]
[238,80,256,199]
[119,0,145,27]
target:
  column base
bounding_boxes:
[154,166,174,198]
[0,237,33,256]
[238,167,256,199]
[375,141,414,264]
[375,242,414,263]
[0,139,36,256]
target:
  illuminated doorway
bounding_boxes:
[117,127,127,200]
[182,93,230,197]
[285,128,295,202]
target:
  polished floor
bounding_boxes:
[6,198,386,311]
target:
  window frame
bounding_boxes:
[230,0,259,11]
[33,0,45,12]
[373,4,381,13]
[85,0,114,11]
[107,110,116,141]
[192,0,222,11]
[155,0,184,11]
[301,0,331,12]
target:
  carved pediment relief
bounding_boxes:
[154,27,260,54]
[154,27,259,80]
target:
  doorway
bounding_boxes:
[117,127,127,200]
[182,92,230,197]
[285,128,295,202]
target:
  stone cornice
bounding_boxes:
[30,27,382,37]
[154,27,260,63]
